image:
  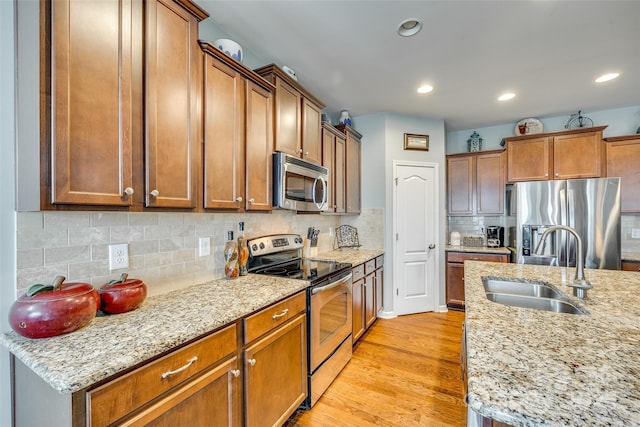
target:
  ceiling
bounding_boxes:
[198,1,640,131]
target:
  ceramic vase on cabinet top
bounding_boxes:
[467,131,483,152]
[339,110,352,126]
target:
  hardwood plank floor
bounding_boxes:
[285,310,467,427]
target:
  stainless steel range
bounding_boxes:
[248,234,353,408]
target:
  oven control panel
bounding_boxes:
[248,234,304,257]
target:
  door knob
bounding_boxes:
[123,187,134,196]
[428,244,436,249]
[150,189,159,197]
[235,196,243,203]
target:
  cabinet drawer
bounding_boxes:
[244,291,306,343]
[352,264,365,281]
[87,323,237,426]
[622,260,640,272]
[446,252,508,263]
[375,255,384,269]
[365,259,376,275]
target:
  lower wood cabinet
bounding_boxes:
[446,251,509,310]
[622,260,640,272]
[353,255,384,344]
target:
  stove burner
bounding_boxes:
[263,267,287,276]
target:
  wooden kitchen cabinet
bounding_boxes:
[622,260,640,272]
[374,255,384,315]
[44,0,208,209]
[243,292,307,427]
[352,256,384,344]
[351,264,365,343]
[446,251,509,310]
[364,260,377,329]
[201,42,274,211]
[338,124,362,214]
[255,64,325,165]
[605,135,640,212]
[505,126,607,183]
[447,150,505,215]
[321,123,347,213]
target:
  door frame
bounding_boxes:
[392,160,440,315]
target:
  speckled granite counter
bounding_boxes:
[622,251,640,262]
[1,274,307,394]
[446,245,512,255]
[315,248,384,266]
[464,261,640,426]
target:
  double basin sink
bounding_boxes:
[482,277,588,315]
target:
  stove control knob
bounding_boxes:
[252,244,258,252]
[259,243,265,249]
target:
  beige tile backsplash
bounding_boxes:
[16,209,384,297]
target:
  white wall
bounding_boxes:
[1,0,17,424]
[446,105,640,154]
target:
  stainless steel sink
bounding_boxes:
[483,277,564,299]
[521,255,558,266]
[481,277,588,315]
[485,292,587,315]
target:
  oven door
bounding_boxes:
[309,272,353,372]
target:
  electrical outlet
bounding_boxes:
[328,227,334,237]
[632,229,640,239]
[199,237,211,256]
[109,243,129,270]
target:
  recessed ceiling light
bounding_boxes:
[417,85,433,94]
[498,93,516,101]
[595,72,620,83]
[397,18,423,37]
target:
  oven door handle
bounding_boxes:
[312,273,352,295]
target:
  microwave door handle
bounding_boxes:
[313,176,327,210]
[311,273,353,295]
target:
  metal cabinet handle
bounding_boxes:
[297,148,303,154]
[247,358,256,366]
[150,189,159,197]
[231,369,240,378]
[304,151,309,156]
[248,198,255,204]
[272,308,289,320]
[235,196,243,202]
[161,356,197,379]
[123,187,134,196]
[555,173,559,177]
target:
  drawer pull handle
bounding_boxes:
[248,358,256,366]
[161,356,198,379]
[231,369,240,378]
[272,308,289,320]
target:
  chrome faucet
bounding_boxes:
[534,225,592,299]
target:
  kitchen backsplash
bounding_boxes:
[622,214,640,253]
[15,208,384,297]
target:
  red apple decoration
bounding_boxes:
[9,276,99,339]
[98,273,147,314]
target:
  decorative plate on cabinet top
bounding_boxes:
[514,118,543,136]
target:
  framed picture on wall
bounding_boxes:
[404,133,429,151]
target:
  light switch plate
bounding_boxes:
[199,237,211,256]
[632,229,640,239]
[109,243,129,270]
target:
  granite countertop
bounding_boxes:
[315,248,384,266]
[445,245,512,255]
[622,251,640,262]
[1,274,308,394]
[464,261,640,426]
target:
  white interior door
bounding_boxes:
[393,161,438,315]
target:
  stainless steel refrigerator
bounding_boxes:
[515,178,621,270]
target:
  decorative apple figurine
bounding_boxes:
[98,273,147,314]
[9,276,99,339]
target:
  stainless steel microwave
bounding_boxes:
[273,152,329,212]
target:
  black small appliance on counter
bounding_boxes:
[486,226,505,248]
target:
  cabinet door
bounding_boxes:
[334,134,346,213]
[447,156,474,215]
[364,274,376,329]
[145,0,200,208]
[553,131,603,179]
[273,78,301,156]
[507,137,551,182]
[352,279,365,342]
[375,267,384,314]
[622,260,640,272]
[446,262,465,310]
[244,313,307,427]
[51,0,134,206]
[345,131,361,214]
[606,138,640,212]
[301,98,322,164]
[321,128,336,212]
[476,151,505,214]
[119,357,241,427]
[245,81,273,211]
[202,54,245,210]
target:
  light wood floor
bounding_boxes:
[285,310,467,427]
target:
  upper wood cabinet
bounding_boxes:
[504,126,607,183]
[45,0,208,209]
[605,135,640,212]
[254,64,325,165]
[447,150,506,215]
[321,123,346,213]
[336,124,362,214]
[200,42,274,212]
